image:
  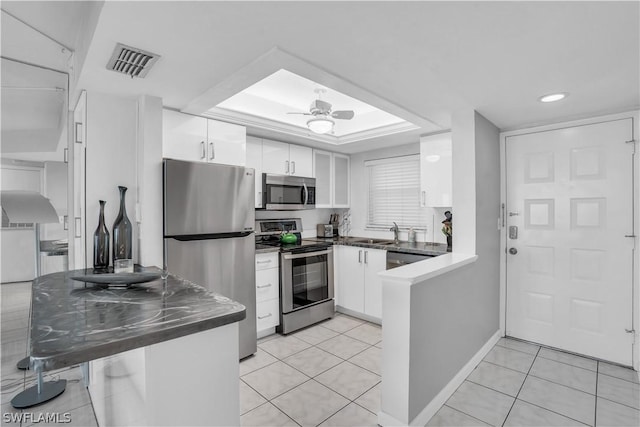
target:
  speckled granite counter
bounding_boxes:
[30,266,246,371]
[306,237,449,257]
[255,243,281,254]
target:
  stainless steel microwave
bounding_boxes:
[261,174,316,210]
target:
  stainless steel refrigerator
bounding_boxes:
[163,159,257,359]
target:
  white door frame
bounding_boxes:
[499,110,640,370]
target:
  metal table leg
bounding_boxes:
[10,359,66,409]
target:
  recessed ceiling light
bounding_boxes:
[538,93,568,103]
[425,155,441,162]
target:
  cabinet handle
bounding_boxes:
[209,142,215,160]
[285,160,290,174]
[421,191,426,207]
[257,284,272,289]
[63,215,69,231]
[200,141,206,159]
[291,161,296,174]
[358,250,362,263]
[257,191,262,206]
[256,260,272,264]
[364,251,368,264]
[258,313,273,320]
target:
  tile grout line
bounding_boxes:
[441,403,493,426]
[501,345,541,426]
[507,348,596,427]
[594,360,599,426]
[243,317,383,425]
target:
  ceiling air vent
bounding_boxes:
[106,43,160,78]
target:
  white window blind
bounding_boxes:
[366,155,424,228]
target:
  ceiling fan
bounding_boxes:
[288,89,355,134]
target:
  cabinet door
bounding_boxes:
[256,268,279,303]
[207,119,246,166]
[336,245,364,313]
[289,144,313,177]
[246,136,263,208]
[332,154,350,207]
[313,150,332,207]
[420,133,452,207]
[163,109,208,162]
[262,139,290,175]
[363,248,387,321]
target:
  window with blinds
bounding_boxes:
[366,155,424,229]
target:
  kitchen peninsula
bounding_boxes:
[17,267,245,426]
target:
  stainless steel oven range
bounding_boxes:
[255,218,334,334]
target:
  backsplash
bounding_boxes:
[255,208,348,238]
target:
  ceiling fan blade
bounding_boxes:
[287,112,312,115]
[331,110,354,120]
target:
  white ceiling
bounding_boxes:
[25,1,640,154]
[1,59,68,153]
[215,69,409,139]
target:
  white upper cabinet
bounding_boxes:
[246,136,263,208]
[163,109,208,162]
[207,119,246,166]
[162,109,246,166]
[313,150,350,208]
[420,132,452,207]
[262,139,290,175]
[261,138,313,177]
[332,153,350,208]
[314,150,332,207]
[289,144,313,177]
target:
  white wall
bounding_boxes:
[84,92,138,267]
[137,95,164,267]
[379,110,501,425]
[349,142,451,243]
[42,161,67,240]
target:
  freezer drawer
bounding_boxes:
[165,234,257,359]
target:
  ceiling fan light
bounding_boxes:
[307,116,334,134]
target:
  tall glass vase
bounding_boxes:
[93,200,110,271]
[112,186,133,272]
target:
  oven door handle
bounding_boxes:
[282,249,332,260]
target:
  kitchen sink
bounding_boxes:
[350,238,396,245]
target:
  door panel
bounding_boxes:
[506,119,634,365]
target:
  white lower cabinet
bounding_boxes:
[255,252,280,337]
[334,245,386,323]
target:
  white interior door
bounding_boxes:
[505,119,634,365]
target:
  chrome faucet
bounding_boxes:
[390,222,399,244]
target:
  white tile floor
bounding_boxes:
[3,281,639,427]
[239,315,381,427]
[1,281,97,427]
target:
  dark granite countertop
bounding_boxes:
[304,237,449,257]
[30,266,246,371]
[255,244,281,254]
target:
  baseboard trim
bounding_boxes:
[335,305,381,325]
[377,411,406,427]
[407,329,502,426]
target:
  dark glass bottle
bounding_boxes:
[112,186,132,262]
[93,200,110,271]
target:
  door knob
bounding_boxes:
[509,248,518,255]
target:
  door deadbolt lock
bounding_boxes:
[509,248,518,255]
[509,226,518,239]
